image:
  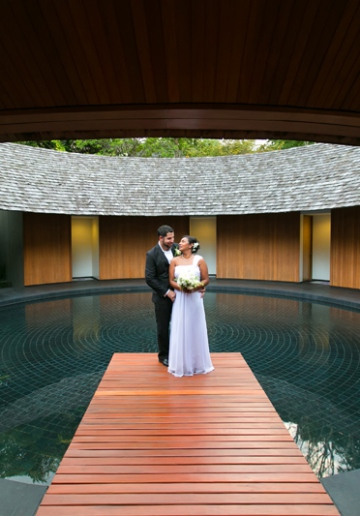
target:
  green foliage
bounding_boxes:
[183,139,255,157]
[130,138,256,157]
[62,139,141,156]
[18,140,67,151]
[60,137,257,157]
[136,137,184,157]
[18,138,314,157]
[257,140,315,152]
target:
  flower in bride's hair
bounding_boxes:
[177,271,202,290]
[191,242,200,253]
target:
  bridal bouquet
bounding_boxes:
[177,271,202,290]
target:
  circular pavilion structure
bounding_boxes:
[1,141,359,290]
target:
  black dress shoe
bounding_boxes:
[159,358,169,367]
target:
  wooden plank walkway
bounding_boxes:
[37,353,340,515]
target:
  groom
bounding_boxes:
[145,225,178,366]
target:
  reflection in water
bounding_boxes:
[72,296,101,348]
[0,292,360,484]
[286,421,359,478]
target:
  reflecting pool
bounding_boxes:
[0,291,360,484]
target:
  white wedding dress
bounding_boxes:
[168,255,214,377]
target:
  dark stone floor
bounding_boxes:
[1,277,360,310]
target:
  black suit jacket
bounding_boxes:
[145,244,176,302]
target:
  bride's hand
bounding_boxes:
[198,283,206,298]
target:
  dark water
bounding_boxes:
[0,292,360,484]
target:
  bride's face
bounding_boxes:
[179,237,191,252]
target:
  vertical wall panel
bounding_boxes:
[0,209,24,287]
[331,207,360,289]
[217,213,300,281]
[71,217,95,278]
[190,217,216,275]
[99,217,189,279]
[302,215,312,281]
[24,213,71,286]
[312,214,330,281]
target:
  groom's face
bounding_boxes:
[160,232,175,251]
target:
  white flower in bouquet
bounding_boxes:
[177,270,202,290]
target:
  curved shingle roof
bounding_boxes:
[1,142,360,216]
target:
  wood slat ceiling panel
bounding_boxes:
[211,0,230,102]
[144,0,172,103]
[9,0,64,106]
[335,41,360,111]
[307,1,360,108]
[247,0,283,105]
[101,2,133,103]
[161,0,180,102]
[113,0,147,103]
[175,0,193,102]
[0,2,48,108]
[278,1,319,106]
[68,0,112,104]
[293,1,351,108]
[0,42,25,109]
[131,0,158,103]
[85,0,121,104]
[0,0,360,144]
[236,0,264,104]
[223,1,251,102]
[49,0,99,104]
[23,0,75,106]
[328,5,360,111]
[38,0,88,105]
[266,0,306,106]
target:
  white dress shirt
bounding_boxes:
[159,242,173,296]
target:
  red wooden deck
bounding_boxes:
[37,353,339,515]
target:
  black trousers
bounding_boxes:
[154,296,173,360]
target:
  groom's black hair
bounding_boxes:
[157,225,174,237]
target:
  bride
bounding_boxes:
[168,235,214,377]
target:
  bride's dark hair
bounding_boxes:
[183,235,200,254]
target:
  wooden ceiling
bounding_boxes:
[1,0,360,144]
